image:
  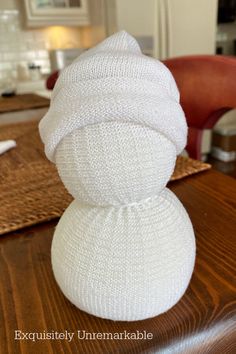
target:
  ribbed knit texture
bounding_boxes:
[52,189,195,321]
[39,31,196,321]
[39,30,187,162]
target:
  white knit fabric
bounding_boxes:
[52,189,195,321]
[39,30,187,162]
[55,122,176,206]
[39,31,196,321]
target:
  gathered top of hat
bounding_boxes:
[39,31,187,162]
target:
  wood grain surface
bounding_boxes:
[0,169,236,354]
[0,94,49,113]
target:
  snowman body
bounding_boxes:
[39,31,196,321]
[51,122,195,321]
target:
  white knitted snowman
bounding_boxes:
[39,31,196,321]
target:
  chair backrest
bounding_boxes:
[45,57,236,159]
[46,71,59,90]
[163,55,236,130]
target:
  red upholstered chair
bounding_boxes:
[163,55,236,159]
[46,56,236,160]
[46,70,59,90]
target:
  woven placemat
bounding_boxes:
[0,94,50,113]
[170,156,211,181]
[0,121,211,236]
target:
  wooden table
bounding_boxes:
[0,169,236,354]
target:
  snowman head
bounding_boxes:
[39,31,187,206]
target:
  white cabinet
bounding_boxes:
[24,0,90,27]
[113,0,217,59]
[153,0,217,59]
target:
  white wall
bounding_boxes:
[114,0,155,54]
[0,0,16,10]
[116,0,155,37]
[114,0,217,59]
[166,0,217,57]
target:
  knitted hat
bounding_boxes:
[39,31,187,162]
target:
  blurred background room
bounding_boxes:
[0,3,236,352]
[0,0,236,174]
